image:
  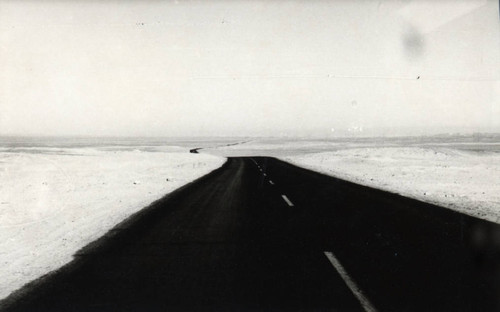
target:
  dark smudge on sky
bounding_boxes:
[402,25,425,60]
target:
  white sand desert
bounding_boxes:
[0,144,224,299]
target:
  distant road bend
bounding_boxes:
[189,140,249,154]
[2,157,500,311]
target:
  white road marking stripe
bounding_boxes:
[269,180,274,185]
[250,158,259,167]
[263,173,267,177]
[324,251,378,312]
[281,195,294,207]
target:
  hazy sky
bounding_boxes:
[0,0,498,137]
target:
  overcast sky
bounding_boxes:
[0,0,498,137]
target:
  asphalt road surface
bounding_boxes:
[2,157,500,311]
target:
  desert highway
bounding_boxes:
[2,157,500,311]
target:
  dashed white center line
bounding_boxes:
[269,180,274,185]
[263,173,267,177]
[324,251,378,312]
[281,195,294,207]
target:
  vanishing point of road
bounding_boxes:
[1,157,500,311]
